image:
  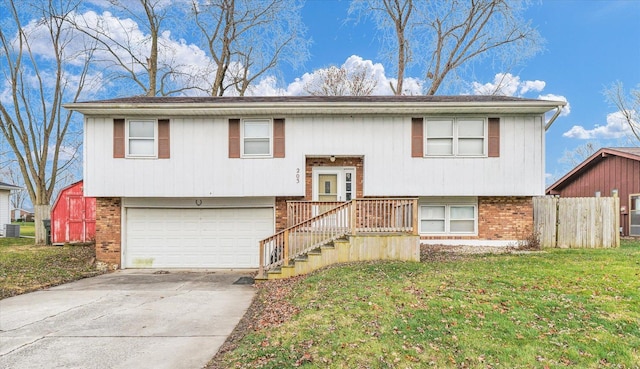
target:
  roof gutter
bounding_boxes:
[544,105,564,131]
[63,100,567,117]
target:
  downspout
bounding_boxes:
[544,105,564,131]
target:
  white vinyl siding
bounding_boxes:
[84,115,545,197]
[425,118,486,157]
[420,198,477,235]
[242,119,272,157]
[127,120,156,157]
[0,191,10,235]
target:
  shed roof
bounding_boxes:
[64,95,566,117]
[51,180,84,213]
[546,147,640,194]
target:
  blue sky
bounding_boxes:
[296,0,640,183]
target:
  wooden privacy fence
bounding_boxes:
[533,196,620,248]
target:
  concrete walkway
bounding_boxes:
[0,270,256,369]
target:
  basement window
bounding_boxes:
[420,199,477,235]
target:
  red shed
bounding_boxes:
[546,147,640,236]
[51,180,96,244]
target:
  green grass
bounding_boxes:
[12,221,35,237]
[216,240,640,368]
[0,237,101,299]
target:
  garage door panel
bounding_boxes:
[125,208,273,268]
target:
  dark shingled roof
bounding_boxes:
[79,95,549,105]
[0,181,21,189]
[607,147,640,157]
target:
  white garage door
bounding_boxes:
[125,207,274,268]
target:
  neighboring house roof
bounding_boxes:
[0,181,22,191]
[12,208,34,214]
[546,147,640,194]
[64,95,566,117]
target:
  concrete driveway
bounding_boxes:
[0,270,256,369]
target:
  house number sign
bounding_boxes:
[295,168,301,183]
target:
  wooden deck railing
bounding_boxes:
[286,201,345,227]
[259,198,418,276]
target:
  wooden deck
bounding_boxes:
[258,198,419,279]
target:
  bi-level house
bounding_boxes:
[65,96,564,277]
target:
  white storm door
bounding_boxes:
[312,167,355,202]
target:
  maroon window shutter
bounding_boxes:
[273,118,285,158]
[411,117,424,157]
[488,118,500,157]
[229,119,240,158]
[113,119,125,158]
[158,119,170,159]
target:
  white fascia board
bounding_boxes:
[0,184,23,191]
[64,100,567,117]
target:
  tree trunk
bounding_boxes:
[34,204,52,245]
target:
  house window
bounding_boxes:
[420,204,477,234]
[425,118,486,156]
[127,120,156,157]
[242,119,272,157]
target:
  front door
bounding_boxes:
[313,167,355,202]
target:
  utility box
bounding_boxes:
[4,224,20,238]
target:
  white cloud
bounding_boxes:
[248,55,424,96]
[521,80,546,95]
[563,110,636,139]
[471,73,545,97]
[538,94,571,116]
[246,76,287,96]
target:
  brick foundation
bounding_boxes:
[478,196,533,240]
[95,197,122,269]
[275,196,305,233]
[421,196,533,242]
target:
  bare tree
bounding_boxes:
[304,64,378,96]
[5,165,28,211]
[605,82,640,143]
[351,0,542,95]
[0,0,93,243]
[383,0,412,95]
[559,142,599,168]
[350,0,412,95]
[190,0,309,96]
[70,0,192,96]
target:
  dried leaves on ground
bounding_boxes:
[206,276,305,369]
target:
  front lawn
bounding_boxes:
[0,238,101,299]
[13,221,35,237]
[210,240,640,368]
